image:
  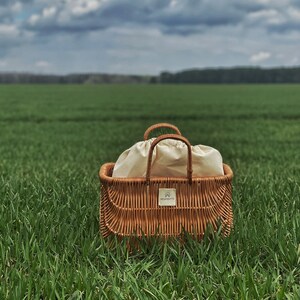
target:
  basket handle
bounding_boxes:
[146,134,193,185]
[143,123,182,140]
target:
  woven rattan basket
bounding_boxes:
[99,124,233,239]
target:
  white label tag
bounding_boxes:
[158,188,176,206]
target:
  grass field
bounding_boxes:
[0,84,299,299]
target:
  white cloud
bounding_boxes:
[43,6,57,18]
[71,0,102,16]
[287,7,300,22]
[0,24,19,37]
[35,60,51,68]
[11,2,22,13]
[250,51,271,63]
[1,0,300,73]
[1,23,299,74]
[290,57,299,64]
[28,14,40,25]
[255,0,290,5]
[170,0,178,8]
[26,0,108,27]
[248,9,285,25]
[0,60,7,67]
[0,22,34,53]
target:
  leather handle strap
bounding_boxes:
[144,123,182,140]
[146,134,193,185]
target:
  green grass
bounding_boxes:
[0,84,299,299]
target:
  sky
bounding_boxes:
[0,0,300,75]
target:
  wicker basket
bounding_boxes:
[99,125,233,239]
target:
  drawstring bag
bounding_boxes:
[112,123,224,178]
[99,124,234,239]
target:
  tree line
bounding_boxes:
[0,73,151,84]
[157,67,300,83]
[1,67,300,84]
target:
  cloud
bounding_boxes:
[0,0,300,74]
[23,0,266,35]
[247,9,285,25]
[11,2,23,13]
[0,24,19,36]
[21,0,300,36]
[250,51,271,63]
[71,0,102,16]
[246,2,300,32]
[28,6,57,26]
[0,23,33,52]
[0,60,7,68]
[0,24,24,47]
[35,60,51,68]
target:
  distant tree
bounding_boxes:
[158,67,300,84]
[1,67,300,84]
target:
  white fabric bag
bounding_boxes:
[112,131,224,178]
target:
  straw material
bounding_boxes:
[99,130,233,239]
[143,123,182,140]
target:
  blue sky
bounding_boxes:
[0,0,300,74]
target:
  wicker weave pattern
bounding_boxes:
[99,128,233,239]
[100,163,233,238]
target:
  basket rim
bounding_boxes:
[99,162,233,183]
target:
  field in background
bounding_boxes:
[0,84,299,299]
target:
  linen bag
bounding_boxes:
[112,123,224,178]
